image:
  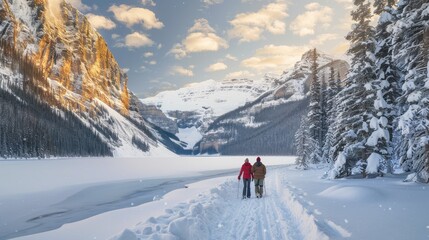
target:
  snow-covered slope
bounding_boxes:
[141,76,278,149]
[142,77,276,117]
[0,0,178,157]
[195,50,349,155]
[142,50,348,152]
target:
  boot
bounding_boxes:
[255,186,260,198]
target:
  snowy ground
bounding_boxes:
[0,156,287,239]
[2,157,429,240]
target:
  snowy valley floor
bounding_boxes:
[1,157,429,240]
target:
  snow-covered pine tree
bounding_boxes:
[371,0,398,174]
[391,0,429,182]
[322,65,341,163]
[336,71,342,92]
[320,70,328,147]
[325,70,345,167]
[295,116,310,169]
[328,65,337,117]
[307,48,323,163]
[373,0,396,15]
[329,0,377,177]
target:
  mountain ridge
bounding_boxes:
[142,50,349,153]
[194,56,348,155]
[0,0,180,157]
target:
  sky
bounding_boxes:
[65,0,355,98]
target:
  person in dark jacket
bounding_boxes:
[238,158,253,199]
[252,156,266,198]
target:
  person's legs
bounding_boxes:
[246,179,251,198]
[242,179,247,198]
[243,179,252,198]
[254,179,260,197]
[259,179,264,197]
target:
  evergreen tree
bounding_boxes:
[373,0,396,15]
[295,116,310,169]
[329,0,377,177]
[372,0,398,174]
[320,71,328,148]
[322,66,341,163]
[327,66,337,118]
[306,48,322,163]
[336,71,342,92]
[391,0,429,182]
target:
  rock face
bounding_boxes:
[0,0,179,156]
[194,50,349,155]
[136,102,178,134]
[1,0,129,113]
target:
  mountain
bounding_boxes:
[0,0,180,157]
[194,50,349,155]
[141,50,348,154]
[141,76,279,149]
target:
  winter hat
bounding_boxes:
[256,157,261,162]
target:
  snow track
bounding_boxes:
[210,171,303,240]
[114,168,327,240]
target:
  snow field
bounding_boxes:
[4,158,429,240]
[2,157,291,239]
[113,168,327,240]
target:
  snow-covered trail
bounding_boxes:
[113,168,328,240]
[10,161,429,240]
[210,170,304,240]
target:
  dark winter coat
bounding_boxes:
[252,162,266,179]
[238,162,253,179]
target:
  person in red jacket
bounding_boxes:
[238,158,253,199]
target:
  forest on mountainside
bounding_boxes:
[0,40,112,158]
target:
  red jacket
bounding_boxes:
[238,162,253,179]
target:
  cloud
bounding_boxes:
[122,68,130,73]
[86,14,116,30]
[333,40,350,57]
[226,54,238,61]
[183,32,228,52]
[124,32,154,48]
[188,18,216,33]
[241,45,310,72]
[202,0,223,7]
[206,62,228,72]
[335,0,353,10]
[170,44,188,59]
[290,3,333,36]
[109,4,164,29]
[112,34,120,39]
[226,70,255,79]
[169,19,228,59]
[309,33,339,46]
[66,0,91,12]
[229,0,288,42]
[339,15,354,30]
[171,66,194,77]
[144,52,154,58]
[148,60,157,65]
[142,0,156,6]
